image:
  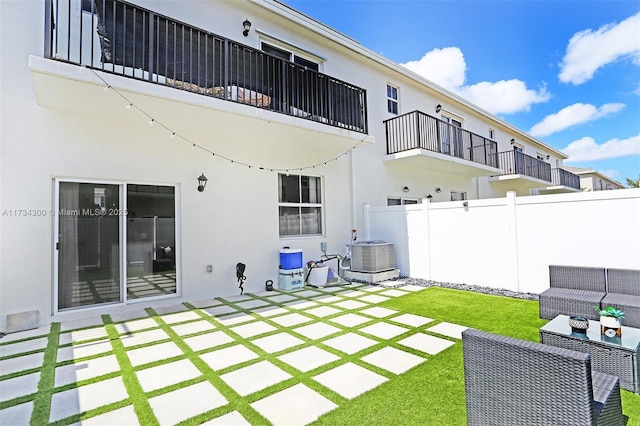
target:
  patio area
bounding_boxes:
[0,282,473,425]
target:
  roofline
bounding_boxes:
[566,167,627,187]
[254,0,568,159]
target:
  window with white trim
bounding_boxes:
[489,128,495,140]
[387,84,399,114]
[278,174,323,237]
[451,191,467,201]
[387,197,420,206]
[262,42,319,71]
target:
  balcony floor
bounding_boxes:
[383,148,502,179]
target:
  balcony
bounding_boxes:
[489,151,554,191]
[536,168,582,194]
[42,0,367,135]
[383,111,501,178]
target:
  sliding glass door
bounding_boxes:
[56,180,177,311]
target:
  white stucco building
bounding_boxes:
[0,0,583,331]
[564,166,627,191]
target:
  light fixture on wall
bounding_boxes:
[510,138,516,145]
[546,154,550,160]
[462,201,469,207]
[435,104,442,113]
[435,187,441,193]
[403,186,410,193]
[197,173,208,192]
[426,194,433,200]
[242,19,252,36]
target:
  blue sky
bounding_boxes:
[284,0,640,185]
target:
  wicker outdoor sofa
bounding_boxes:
[539,265,640,326]
[462,329,624,426]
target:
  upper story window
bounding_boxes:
[262,42,319,71]
[513,146,523,153]
[387,197,420,206]
[451,191,467,201]
[278,174,323,237]
[489,129,495,140]
[387,84,399,114]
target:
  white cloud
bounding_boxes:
[562,135,640,162]
[401,47,549,114]
[529,102,625,137]
[559,12,640,85]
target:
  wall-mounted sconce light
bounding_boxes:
[510,138,515,145]
[403,186,410,193]
[435,104,442,113]
[462,201,469,207]
[197,173,208,192]
[426,194,433,200]
[435,187,441,193]
[242,19,252,36]
[546,154,550,160]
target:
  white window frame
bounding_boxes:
[489,128,495,140]
[278,173,324,238]
[387,84,399,115]
[450,191,467,201]
[387,197,420,206]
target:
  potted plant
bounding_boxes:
[595,306,624,336]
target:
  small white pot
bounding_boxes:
[600,316,621,329]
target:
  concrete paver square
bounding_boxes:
[269,313,312,327]
[60,318,103,332]
[215,313,255,327]
[126,341,183,367]
[54,354,120,387]
[284,300,318,310]
[359,294,391,304]
[399,285,426,292]
[313,295,345,303]
[59,327,108,345]
[57,340,113,362]
[398,333,456,355]
[171,320,216,336]
[184,330,234,352]
[379,289,409,297]
[277,346,340,373]
[313,362,387,399]
[77,405,138,425]
[304,306,342,317]
[190,299,223,309]
[0,401,33,425]
[235,299,272,310]
[220,360,291,396]
[230,321,277,339]
[0,372,39,402]
[148,381,227,425]
[329,313,371,328]
[361,346,426,375]
[360,286,384,292]
[359,322,409,339]
[265,294,299,303]
[389,313,434,327]
[322,332,378,355]
[251,383,337,425]
[109,310,150,323]
[219,294,253,303]
[359,307,400,318]
[0,352,44,375]
[49,377,128,423]
[253,306,291,317]
[200,344,259,371]
[160,310,202,324]
[113,318,158,334]
[202,305,239,317]
[250,332,305,353]
[340,290,368,298]
[201,411,251,425]
[293,322,341,340]
[0,337,47,357]
[316,286,346,292]
[333,300,370,310]
[136,358,201,392]
[292,290,323,298]
[120,328,170,347]
[426,322,469,339]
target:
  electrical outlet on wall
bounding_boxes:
[206,265,213,273]
[320,242,327,252]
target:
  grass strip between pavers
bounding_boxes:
[29,322,60,426]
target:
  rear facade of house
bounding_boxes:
[0,0,580,332]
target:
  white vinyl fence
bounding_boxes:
[363,189,640,294]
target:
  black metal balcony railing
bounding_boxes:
[384,111,499,168]
[551,168,580,189]
[44,0,368,133]
[496,151,551,182]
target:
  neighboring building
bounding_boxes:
[564,167,627,191]
[0,0,581,330]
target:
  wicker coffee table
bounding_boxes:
[540,315,640,393]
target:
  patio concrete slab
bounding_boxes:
[75,405,138,425]
[359,286,385,292]
[293,322,342,340]
[234,299,273,310]
[250,332,305,354]
[284,300,319,310]
[359,294,391,304]
[359,306,400,318]
[316,286,347,292]
[0,372,40,402]
[361,346,426,375]
[153,304,190,315]
[333,300,370,310]
[120,328,170,347]
[190,299,224,309]
[329,313,372,328]
[313,295,345,304]
[136,358,202,392]
[0,401,33,425]
[160,310,202,324]
[113,318,158,334]
[183,330,234,352]
[265,294,299,303]
[126,341,183,367]
[109,310,150,323]
[426,322,469,339]
[148,381,227,425]
[215,313,255,327]
[60,318,103,332]
[397,333,455,355]
[54,354,120,387]
[202,305,239,317]
[220,360,291,397]
[379,289,409,297]
[49,377,128,423]
[293,289,324,298]
[59,327,108,345]
[219,294,253,303]
[171,320,217,336]
[313,362,387,399]
[0,352,44,375]
[230,321,277,339]
[251,383,338,425]
[201,411,251,425]
[57,339,113,362]
[200,344,258,371]
[0,325,50,342]
[268,313,313,327]
[277,346,340,373]
[340,290,368,298]
[400,285,427,292]
[358,322,409,340]
[389,313,434,328]
[304,306,343,318]
[0,337,47,357]
[252,306,291,317]
[322,332,378,355]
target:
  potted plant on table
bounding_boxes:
[595,306,624,337]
